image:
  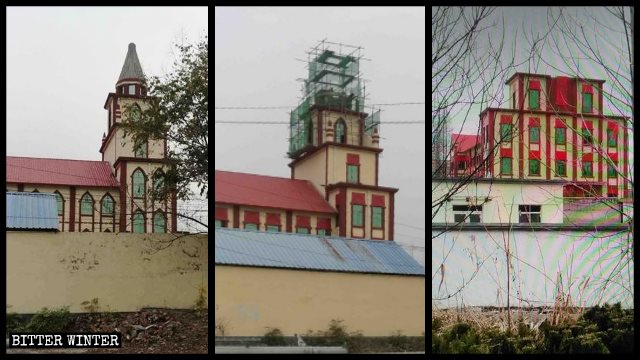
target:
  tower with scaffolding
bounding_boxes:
[289,40,381,158]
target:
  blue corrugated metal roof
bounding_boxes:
[6,192,59,230]
[214,228,425,276]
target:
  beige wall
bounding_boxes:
[215,265,425,336]
[327,147,377,187]
[292,148,327,195]
[7,232,208,313]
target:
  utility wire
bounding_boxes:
[215,121,426,125]
[215,102,425,110]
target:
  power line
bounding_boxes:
[215,102,425,110]
[215,120,426,125]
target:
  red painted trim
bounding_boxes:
[286,211,292,232]
[599,85,604,114]
[598,119,603,183]
[119,162,127,232]
[113,157,168,169]
[489,110,495,176]
[478,107,628,120]
[7,181,118,189]
[573,116,578,182]
[519,113,524,178]
[69,186,76,232]
[389,192,395,241]
[623,125,628,197]
[214,201,337,215]
[546,114,551,179]
[233,206,240,228]
[326,182,399,193]
[518,75,524,111]
[339,189,347,237]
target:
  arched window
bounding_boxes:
[132,210,145,233]
[153,211,166,233]
[132,169,146,198]
[153,169,165,197]
[54,191,65,216]
[101,194,114,215]
[80,193,94,216]
[335,119,346,144]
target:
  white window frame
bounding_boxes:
[452,204,482,223]
[519,205,541,223]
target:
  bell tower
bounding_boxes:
[288,41,398,240]
[100,43,177,233]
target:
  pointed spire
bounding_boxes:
[118,43,144,82]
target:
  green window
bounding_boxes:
[101,195,114,215]
[296,227,309,234]
[317,229,328,236]
[134,141,147,158]
[133,211,144,233]
[556,160,566,176]
[215,220,223,228]
[501,124,512,141]
[132,169,145,197]
[266,225,279,233]
[530,126,540,143]
[81,194,93,215]
[347,165,359,183]
[529,89,540,109]
[607,129,617,147]
[352,205,364,227]
[582,128,593,145]
[555,127,566,145]
[501,157,512,175]
[55,192,64,216]
[529,159,540,175]
[608,162,617,178]
[153,212,166,233]
[582,93,592,113]
[244,223,258,231]
[582,161,593,177]
[372,207,384,229]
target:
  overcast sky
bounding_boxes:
[215,7,426,265]
[7,6,208,231]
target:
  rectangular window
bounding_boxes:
[129,84,136,95]
[556,160,566,176]
[582,161,593,177]
[501,124,512,141]
[452,205,482,224]
[607,129,617,147]
[347,165,359,183]
[530,126,540,143]
[519,205,541,223]
[608,162,617,178]
[352,204,364,227]
[372,207,384,229]
[317,229,331,236]
[529,159,540,175]
[529,89,540,109]
[458,162,466,170]
[555,127,566,145]
[501,157,512,175]
[582,128,593,145]
[215,220,223,228]
[244,223,258,231]
[582,93,592,113]
[296,227,310,234]
[266,225,280,232]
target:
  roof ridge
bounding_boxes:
[7,156,109,163]
[215,169,313,183]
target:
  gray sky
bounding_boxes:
[215,7,426,265]
[7,6,208,232]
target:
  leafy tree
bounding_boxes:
[121,36,208,203]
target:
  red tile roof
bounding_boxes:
[451,134,481,153]
[7,157,119,188]
[215,170,337,214]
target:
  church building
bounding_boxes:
[215,42,398,240]
[7,43,177,233]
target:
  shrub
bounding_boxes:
[262,327,287,346]
[22,306,73,333]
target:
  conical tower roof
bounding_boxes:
[118,43,144,82]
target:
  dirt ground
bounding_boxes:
[6,308,208,354]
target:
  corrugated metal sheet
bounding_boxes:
[214,228,425,276]
[7,157,119,188]
[215,170,337,214]
[6,192,59,230]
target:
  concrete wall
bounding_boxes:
[7,232,208,313]
[432,180,564,224]
[215,265,425,336]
